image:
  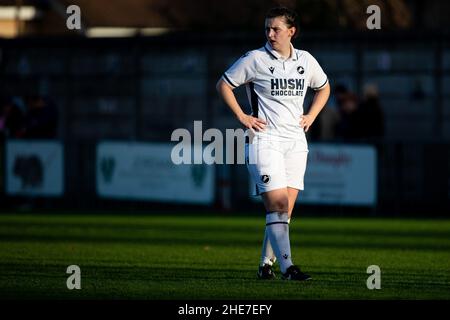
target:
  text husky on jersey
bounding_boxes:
[270,78,305,96]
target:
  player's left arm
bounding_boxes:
[300,82,330,132]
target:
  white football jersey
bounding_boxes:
[222,42,328,146]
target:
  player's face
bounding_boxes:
[265,16,296,51]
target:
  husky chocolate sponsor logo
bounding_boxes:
[270,78,305,96]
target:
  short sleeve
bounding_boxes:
[222,51,258,88]
[307,53,328,91]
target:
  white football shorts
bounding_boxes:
[245,135,309,196]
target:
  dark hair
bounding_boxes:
[265,6,299,38]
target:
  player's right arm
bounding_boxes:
[216,51,266,131]
[216,79,266,131]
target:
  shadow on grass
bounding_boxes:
[1,220,450,238]
[1,262,449,300]
[0,232,449,251]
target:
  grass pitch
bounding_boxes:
[0,213,449,300]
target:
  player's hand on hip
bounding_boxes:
[238,114,266,131]
[300,114,315,132]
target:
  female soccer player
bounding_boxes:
[216,6,330,280]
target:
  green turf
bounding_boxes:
[0,213,449,299]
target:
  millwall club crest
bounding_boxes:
[297,66,305,75]
[261,175,271,184]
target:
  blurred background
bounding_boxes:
[1,0,449,217]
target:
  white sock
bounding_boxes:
[260,228,275,266]
[265,212,293,274]
[259,217,291,266]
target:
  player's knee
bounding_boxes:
[267,198,289,213]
